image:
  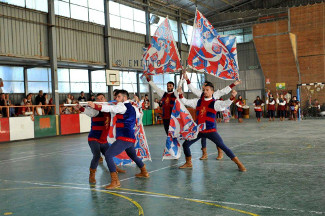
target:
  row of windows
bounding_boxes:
[0,0,252,43]
[0,66,204,94]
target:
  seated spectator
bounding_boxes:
[43,93,52,115]
[153,98,160,110]
[22,101,33,116]
[71,95,76,103]
[0,77,3,94]
[26,93,33,104]
[35,101,45,116]
[89,94,96,101]
[66,94,72,104]
[78,91,86,102]
[35,90,44,105]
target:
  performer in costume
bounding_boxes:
[266,93,276,121]
[253,96,264,122]
[89,90,149,189]
[236,95,244,123]
[183,72,241,160]
[144,74,177,135]
[177,83,246,172]
[277,93,286,121]
[289,96,299,121]
[74,93,125,184]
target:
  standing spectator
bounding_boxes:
[253,96,264,122]
[35,101,45,116]
[5,94,15,117]
[0,77,3,94]
[142,94,150,110]
[289,96,299,121]
[0,93,7,117]
[35,90,44,105]
[78,91,86,102]
[66,94,72,104]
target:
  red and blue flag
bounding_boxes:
[188,9,239,80]
[142,18,182,75]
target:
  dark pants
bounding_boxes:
[268,110,275,118]
[279,110,285,118]
[89,140,110,169]
[256,111,262,119]
[105,139,144,172]
[163,119,170,135]
[216,112,222,119]
[238,111,243,118]
[183,132,235,159]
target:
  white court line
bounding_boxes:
[0,146,89,164]
[1,179,324,215]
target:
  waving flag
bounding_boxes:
[163,99,205,160]
[188,9,239,80]
[108,101,151,166]
[142,18,182,75]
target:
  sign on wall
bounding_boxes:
[276,83,286,90]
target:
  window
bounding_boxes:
[181,23,193,44]
[1,0,48,12]
[54,0,105,25]
[0,66,24,93]
[91,70,107,93]
[27,68,52,93]
[183,73,205,92]
[113,71,137,93]
[70,69,89,93]
[57,69,89,93]
[219,27,252,44]
[109,1,146,35]
[152,74,175,93]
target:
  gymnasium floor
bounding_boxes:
[0,118,324,216]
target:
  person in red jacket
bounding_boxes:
[236,95,244,123]
[266,93,276,121]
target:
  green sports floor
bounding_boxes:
[0,118,324,216]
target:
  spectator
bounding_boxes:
[35,101,45,116]
[35,90,44,105]
[26,93,33,104]
[43,93,52,115]
[5,94,15,117]
[153,98,160,109]
[66,94,72,104]
[22,101,33,116]
[78,91,86,102]
[89,94,96,102]
[0,93,7,117]
[0,77,3,94]
[20,98,27,106]
[142,94,150,110]
[71,95,76,103]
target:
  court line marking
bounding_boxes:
[0,180,258,216]
[2,179,324,215]
[0,146,89,164]
[0,185,144,216]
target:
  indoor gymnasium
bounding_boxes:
[0,0,324,215]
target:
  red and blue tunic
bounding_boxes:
[86,110,111,144]
[115,103,137,143]
[161,92,177,119]
[196,98,217,133]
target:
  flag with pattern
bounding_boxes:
[187,9,239,80]
[142,18,182,75]
[162,99,205,160]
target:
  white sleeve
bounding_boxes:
[100,102,127,114]
[187,83,202,97]
[276,99,279,104]
[253,103,256,106]
[266,99,269,105]
[83,107,99,117]
[148,80,165,98]
[179,97,199,109]
[236,101,243,108]
[133,105,141,119]
[213,85,232,99]
[270,100,275,105]
[215,100,233,111]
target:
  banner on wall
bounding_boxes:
[276,83,286,90]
